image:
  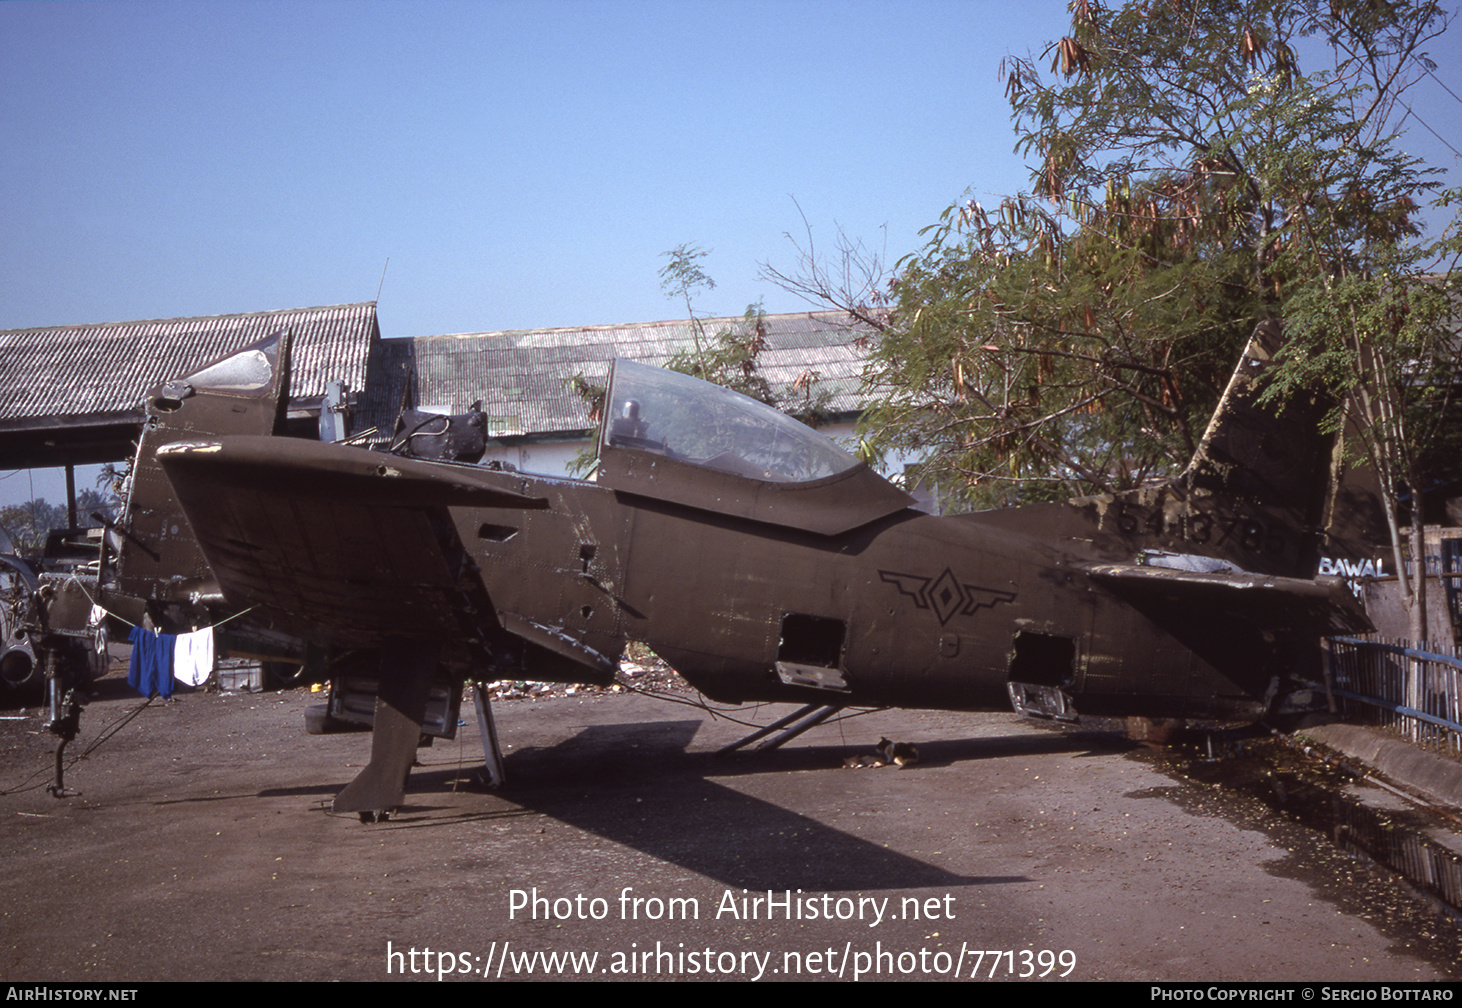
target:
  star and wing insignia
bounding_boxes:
[878,568,1016,627]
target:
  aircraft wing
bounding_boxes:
[1082,563,1374,636]
[156,436,547,641]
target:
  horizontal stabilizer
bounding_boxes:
[1083,562,1373,636]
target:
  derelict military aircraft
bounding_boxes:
[109,320,1379,819]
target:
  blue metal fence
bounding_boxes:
[1326,636,1462,753]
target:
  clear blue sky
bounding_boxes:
[1,0,1080,335]
[3,0,1461,509]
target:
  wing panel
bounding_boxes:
[199,488,462,638]
[159,439,487,640]
[1084,563,1373,635]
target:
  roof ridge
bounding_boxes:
[1,301,377,336]
[400,308,859,342]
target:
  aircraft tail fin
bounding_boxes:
[1176,320,1393,579]
[1178,320,1333,517]
[1066,321,1387,582]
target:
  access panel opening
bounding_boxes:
[778,613,845,667]
[1009,631,1076,687]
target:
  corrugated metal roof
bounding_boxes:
[357,310,874,438]
[0,302,379,427]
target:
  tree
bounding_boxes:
[567,245,831,475]
[658,243,718,364]
[0,498,66,554]
[0,489,114,555]
[841,0,1453,514]
[95,462,127,520]
[758,201,898,337]
[657,244,834,423]
[1262,194,1462,642]
[657,243,773,403]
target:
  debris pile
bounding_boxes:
[481,649,691,702]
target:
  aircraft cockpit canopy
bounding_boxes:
[595,358,914,536]
[599,358,860,484]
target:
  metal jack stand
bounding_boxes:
[45,669,83,798]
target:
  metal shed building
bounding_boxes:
[0,302,380,470]
[357,309,874,475]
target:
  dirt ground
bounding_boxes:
[1,674,1458,982]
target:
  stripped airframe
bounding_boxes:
[98,321,1380,819]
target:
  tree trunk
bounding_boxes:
[1409,476,1428,645]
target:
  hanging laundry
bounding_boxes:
[174,627,214,687]
[127,626,177,699]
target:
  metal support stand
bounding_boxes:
[333,639,438,821]
[45,669,82,798]
[473,682,506,788]
[717,703,842,754]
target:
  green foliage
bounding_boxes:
[0,493,110,555]
[873,191,1253,507]
[659,242,716,305]
[667,301,775,405]
[0,500,63,554]
[561,374,608,477]
[659,242,717,365]
[864,0,1452,510]
[564,246,837,477]
[659,245,833,422]
[1262,214,1462,527]
[95,463,126,514]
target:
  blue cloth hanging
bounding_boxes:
[127,626,177,699]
